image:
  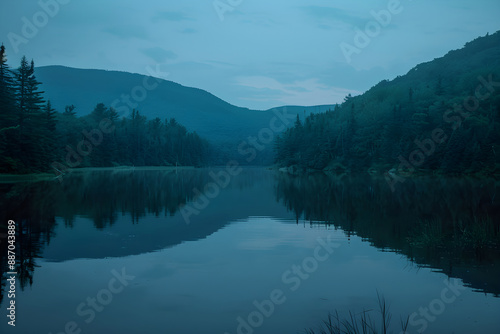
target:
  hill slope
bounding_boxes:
[275,31,500,177]
[36,66,334,143]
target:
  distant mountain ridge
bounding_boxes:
[35,65,335,143]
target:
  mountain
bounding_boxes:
[35,66,334,144]
[275,31,500,176]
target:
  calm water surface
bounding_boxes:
[0,168,499,334]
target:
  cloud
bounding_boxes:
[103,25,148,40]
[152,11,193,22]
[236,76,361,106]
[237,87,291,103]
[300,5,367,28]
[141,47,177,63]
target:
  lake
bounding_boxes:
[0,168,499,334]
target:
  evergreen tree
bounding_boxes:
[0,45,19,171]
[63,104,76,117]
[15,56,31,126]
[0,44,16,129]
[41,100,58,164]
[0,53,212,173]
[11,57,46,171]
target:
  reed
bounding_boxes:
[302,295,409,334]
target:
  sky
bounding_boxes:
[1,0,499,110]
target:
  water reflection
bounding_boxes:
[274,172,500,296]
[0,169,217,304]
[1,168,499,310]
[0,168,290,304]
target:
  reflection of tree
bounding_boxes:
[0,169,210,293]
[275,172,500,296]
[0,182,57,295]
[53,170,208,228]
[0,241,6,305]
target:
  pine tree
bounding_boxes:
[90,103,107,121]
[64,104,76,117]
[26,60,45,114]
[41,100,58,164]
[15,56,31,126]
[13,57,47,171]
[0,44,17,129]
[0,44,19,171]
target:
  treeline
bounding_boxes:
[0,46,211,174]
[275,32,500,175]
[54,105,211,171]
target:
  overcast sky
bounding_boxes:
[1,0,499,110]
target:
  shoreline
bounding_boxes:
[0,166,196,183]
[2,165,498,184]
[275,164,500,179]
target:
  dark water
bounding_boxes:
[0,168,499,334]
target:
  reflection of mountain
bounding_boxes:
[274,172,500,297]
[0,169,209,302]
[5,168,498,302]
[0,169,290,297]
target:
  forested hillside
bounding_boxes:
[275,32,500,176]
[0,46,210,174]
[35,66,335,144]
[35,66,336,166]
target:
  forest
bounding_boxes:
[2,32,500,177]
[0,45,211,175]
[274,32,500,176]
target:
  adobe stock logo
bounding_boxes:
[224,235,340,334]
[49,268,135,334]
[7,0,71,54]
[402,278,466,334]
[340,0,412,64]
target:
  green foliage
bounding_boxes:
[0,48,212,173]
[50,104,211,170]
[0,44,18,171]
[275,31,500,175]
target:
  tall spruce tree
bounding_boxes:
[41,100,58,164]
[0,44,16,128]
[0,45,19,171]
[13,57,46,171]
